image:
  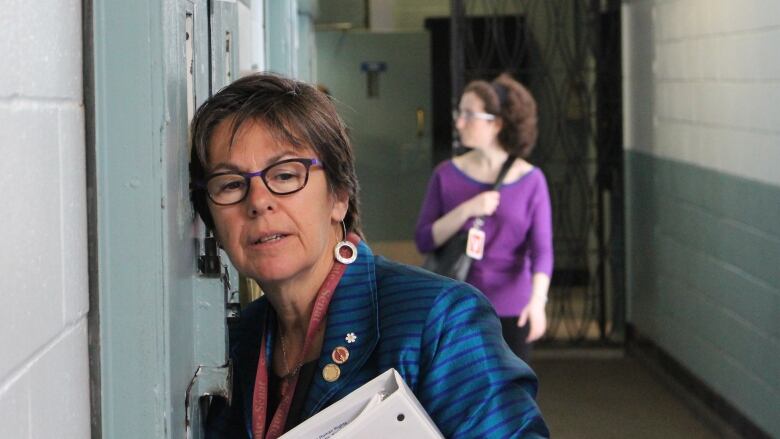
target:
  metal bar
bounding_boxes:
[450,0,465,153]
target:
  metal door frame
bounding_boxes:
[86,0,239,436]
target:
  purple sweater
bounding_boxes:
[415,160,554,316]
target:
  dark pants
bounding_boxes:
[500,317,532,362]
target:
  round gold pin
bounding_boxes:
[322,363,341,382]
[331,346,350,365]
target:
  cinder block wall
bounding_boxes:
[0,2,91,437]
[623,0,780,436]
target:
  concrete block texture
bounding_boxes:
[58,105,88,324]
[706,0,780,35]
[0,0,88,426]
[624,0,780,187]
[626,151,780,436]
[0,0,83,100]
[0,103,66,380]
[0,374,31,439]
[0,322,90,439]
[627,1,780,433]
[28,320,91,439]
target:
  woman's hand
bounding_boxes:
[430,191,499,248]
[466,191,501,217]
[518,296,547,342]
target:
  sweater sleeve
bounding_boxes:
[529,171,554,277]
[414,164,446,254]
[417,283,549,438]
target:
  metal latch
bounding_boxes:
[184,363,232,439]
[198,235,222,277]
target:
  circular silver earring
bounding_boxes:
[334,220,357,264]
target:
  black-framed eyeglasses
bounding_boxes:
[198,158,322,205]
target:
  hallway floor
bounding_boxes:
[531,350,738,439]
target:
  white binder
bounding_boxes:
[281,368,444,439]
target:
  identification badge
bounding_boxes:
[466,227,486,260]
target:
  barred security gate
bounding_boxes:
[447,0,624,344]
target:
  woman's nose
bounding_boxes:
[455,116,466,131]
[245,176,274,216]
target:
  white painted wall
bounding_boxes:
[623,0,780,187]
[0,1,91,438]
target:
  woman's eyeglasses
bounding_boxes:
[199,158,322,205]
[452,109,496,122]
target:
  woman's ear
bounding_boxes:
[330,190,350,223]
[492,117,504,135]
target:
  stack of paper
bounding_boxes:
[281,368,443,439]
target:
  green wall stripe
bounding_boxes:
[657,235,779,338]
[656,273,780,390]
[626,150,780,437]
[655,195,780,288]
[651,153,780,240]
[652,302,780,435]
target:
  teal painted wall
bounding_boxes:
[625,150,780,436]
[316,31,431,242]
[92,0,237,436]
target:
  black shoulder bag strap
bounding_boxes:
[423,154,518,279]
[472,154,517,229]
[494,154,517,189]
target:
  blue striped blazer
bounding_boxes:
[226,241,549,438]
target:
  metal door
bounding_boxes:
[89,0,241,437]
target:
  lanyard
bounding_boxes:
[251,233,359,439]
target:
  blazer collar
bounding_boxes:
[303,239,379,416]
